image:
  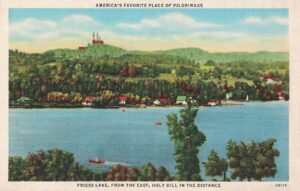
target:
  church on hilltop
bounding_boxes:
[92,32,104,45]
[78,32,104,50]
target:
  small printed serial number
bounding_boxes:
[275,183,287,187]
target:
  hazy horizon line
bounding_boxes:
[9,43,289,54]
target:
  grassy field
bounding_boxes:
[260,69,288,74]
[224,76,253,86]
[199,65,215,71]
[158,73,176,82]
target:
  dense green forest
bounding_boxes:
[9,148,172,181]
[9,44,289,107]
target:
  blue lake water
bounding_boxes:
[9,101,288,181]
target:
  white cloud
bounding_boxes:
[270,16,288,25]
[99,30,287,52]
[243,16,288,25]
[61,14,101,29]
[10,18,58,38]
[116,12,220,31]
[10,14,103,44]
[62,14,95,23]
[12,18,57,30]
[191,31,247,39]
[244,16,263,24]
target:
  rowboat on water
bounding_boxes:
[154,121,162,125]
[89,159,105,164]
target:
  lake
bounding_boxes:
[9,101,288,181]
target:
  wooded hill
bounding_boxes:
[46,44,288,63]
[9,44,289,105]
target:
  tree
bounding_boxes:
[140,163,156,181]
[106,165,140,181]
[127,167,140,181]
[43,149,76,181]
[167,104,206,181]
[47,92,70,103]
[254,139,280,181]
[10,148,94,181]
[205,150,228,181]
[9,156,27,181]
[205,60,216,66]
[176,66,195,77]
[226,139,279,181]
[120,63,130,77]
[128,65,136,77]
[92,90,115,107]
[93,170,108,181]
[26,150,48,181]
[156,166,172,181]
[106,165,128,181]
[226,140,256,181]
[70,92,83,103]
[68,162,94,181]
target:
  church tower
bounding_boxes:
[92,32,104,45]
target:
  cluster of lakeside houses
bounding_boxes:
[14,95,219,107]
[79,95,222,107]
[81,95,194,106]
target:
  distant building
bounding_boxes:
[176,96,187,105]
[119,95,127,104]
[226,92,233,100]
[207,101,217,106]
[17,96,32,104]
[190,98,197,104]
[92,32,104,45]
[278,91,285,100]
[78,32,104,50]
[159,98,168,104]
[153,99,161,105]
[82,96,94,106]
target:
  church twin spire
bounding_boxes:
[78,32,104,50]
[93,32,101,41]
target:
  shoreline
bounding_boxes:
[8,100,288,109]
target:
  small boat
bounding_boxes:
[154,121,162,125]
[89,159,105,164]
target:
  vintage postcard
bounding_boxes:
[1,0,300,191]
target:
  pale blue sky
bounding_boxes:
[9,8,288,52]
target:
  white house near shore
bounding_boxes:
[176,96,187,105]
[153,99,161,105]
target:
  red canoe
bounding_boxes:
[89,159,105,164]
[154,121,162,125]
